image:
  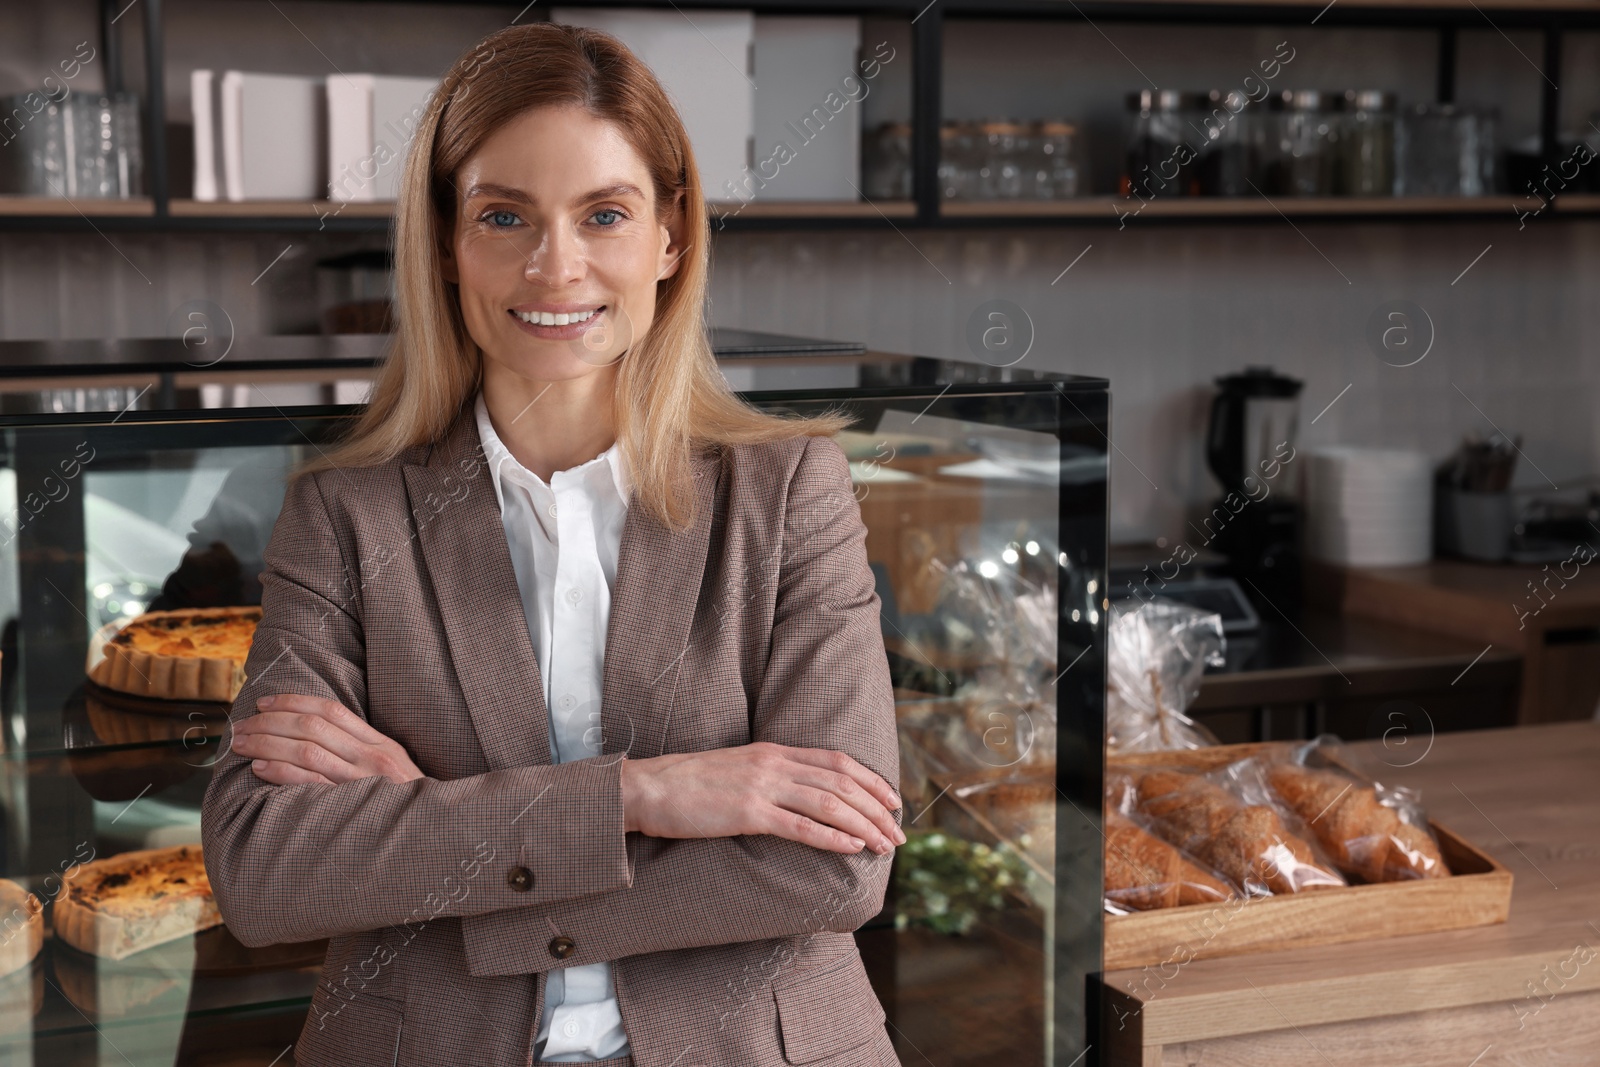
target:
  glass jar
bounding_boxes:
[1123,90,1201,198]
[1339,90,1396,196]
[938,121,979,200]
[1194,89,1257,196]
[1033,120,1085,198]
[862,121,912,200]
[975,119,1028,199]
[1395,103,1497,197]
[10,91,145,198]
[1265,89,1342,196]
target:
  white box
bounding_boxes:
[328,74,439,201]
[191,69,220,201]
[749,16,863,202]
[551,7,754,203]
[220,71,325,200]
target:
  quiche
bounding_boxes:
[54,845,225,960]
[89,607,260,703]
[0,879,42,978]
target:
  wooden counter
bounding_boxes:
[1100,721,1600,1067]
[1308,560,1600,723]
[1189,610,1522,743]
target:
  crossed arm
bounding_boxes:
[201,436,902,957]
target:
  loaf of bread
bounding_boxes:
[1104,811,1236,910]
[1135,769,1345,895]
[1267,764,1449,882]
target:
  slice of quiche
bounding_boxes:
[90,606,261,703]
[55,845,224,960]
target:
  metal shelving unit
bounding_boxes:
[3,0,1595,232]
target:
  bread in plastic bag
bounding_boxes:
[1256,748,1450,883]
[1106,598,1224,753]
[923,557,1057,772]
[1104,809,1239,914]
[1132,768,1346,896]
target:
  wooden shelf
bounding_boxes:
[710,199,917,219]
[944,0,1600,17]
[0,196,154,217]
[940,195,1511,220]
[162,198,916,226]
[0,194,1585,230]
[168,198,396,219]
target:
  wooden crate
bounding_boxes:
[1104,742,1514,970]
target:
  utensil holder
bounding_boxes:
[1436,486,1512,561]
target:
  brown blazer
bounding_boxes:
[200,401,904,1067]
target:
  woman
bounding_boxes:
[200,22,904,1067]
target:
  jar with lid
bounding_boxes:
[976,119,1028,199]
[862,121,913,200]
[1033,120,1085,198]
[1263,89,1342,196]
[1194,89,1257,196]
[1123,90,1202,198]
[1339,90,1396,196]
[938,121,979,199]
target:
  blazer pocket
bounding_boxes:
[773,949,887,1065]
[297,983,405,1066]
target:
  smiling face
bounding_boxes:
[442,104,684,383]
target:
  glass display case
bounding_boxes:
[0,347,1108,1067]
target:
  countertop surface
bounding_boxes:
[1310,558,1600,647]
[1192,608,1522,709]
[1101,721,1600,1053]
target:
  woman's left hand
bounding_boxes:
[232,694,425,786]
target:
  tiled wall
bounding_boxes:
[4,218,1596,541]
[710,218,1600,540]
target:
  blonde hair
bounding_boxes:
[298,22,854,531]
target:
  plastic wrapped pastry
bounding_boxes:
[1266,763,1449,882]
[1104,810,1238,912]
[1135,769,1346,896]
[1106,599,1224,754]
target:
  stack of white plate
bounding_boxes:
[1304,447,1433,566]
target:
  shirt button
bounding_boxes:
[561,1020,581,1038]
[549,936,576,959]
[566,588,582,605]
[506,866,534,892]
[558,694,576,710]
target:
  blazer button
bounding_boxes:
[549,936,576,960]
[506,866,534,892]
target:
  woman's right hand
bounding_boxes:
[620,742,905,856]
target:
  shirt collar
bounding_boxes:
[473,391,631,507]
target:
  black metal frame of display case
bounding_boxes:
[1,357,1110,1064]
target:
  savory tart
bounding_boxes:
[54,845,224,960]
[0,879,43,978]
[89,607,260,703]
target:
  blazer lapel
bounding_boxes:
[403,407,553,771]
[404,402,725,773]
[601,446,722,762]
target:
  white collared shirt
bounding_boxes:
[473,391,632,1063]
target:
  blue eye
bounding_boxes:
[485,210,519,228]
[592,209,623,226]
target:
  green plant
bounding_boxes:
[894,828,1028,935]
